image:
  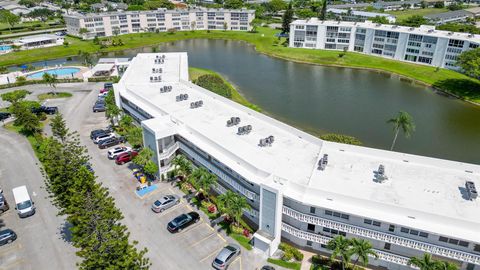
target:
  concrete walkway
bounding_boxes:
[301,250,317,270]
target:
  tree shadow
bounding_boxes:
[59,221,73,244]
[432,79,480,101]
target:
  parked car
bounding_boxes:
[82,162,94,173]
[151,195,180,213]
[0,192,9,214]
[107,146,132,159]
[93,102,106,113]
[0,112,11,121]
[167,212,200,233]
[212,244,241,270]
[0,229,17,246]
[104,82,113,89]
[115,151,138,165]
[32,106,58,115]
[261,266,275,270]
[98,137,125,149]
[100,88,110,94]
[12,185,35,218]
[90,128,111,140]
[98,92,108,98]
[94,133,115,144]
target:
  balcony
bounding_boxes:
[159,142,179,160]
[282,223,411,266]
[283,206,480,264]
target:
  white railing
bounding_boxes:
[281,223,411,266]
[283,206,480,264]
[159,142,179,159]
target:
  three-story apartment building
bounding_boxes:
[289,18,479,70]
[64,8,254,38]
[113,52,480,270]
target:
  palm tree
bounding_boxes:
[435,261,459,270]
[171,155,192,180]
[42,73,58,95]
[326,236,352,270]
[387,111,415,150]
[217,190,251,227]
[188,167,208,188]
[350,238,378,268]
[196,172,217,202]
[408,254,438,270]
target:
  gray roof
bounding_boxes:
[425,10,473,20]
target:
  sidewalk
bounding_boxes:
[301,250,317,270]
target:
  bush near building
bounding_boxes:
[194,74,232,98]
[320,133,362,146]
[279,242,304,261]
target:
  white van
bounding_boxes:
[12,186,35,218]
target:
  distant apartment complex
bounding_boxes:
[63,8,255,38]
[114,52,480,270]
[327,8,396,23]
[289,19,479,70]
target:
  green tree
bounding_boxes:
[143,160,159,178]
[51,113,68,143]
[143,0,174,10]
[371,15,389,24]
[266,0,287,13]
[349,238,378,268]
[79,28,89,36]
[126,127,144,148]
[408,254,438,270]
[113,26,120,36]
[400,15,428,27]
[296,8,316,19]
[319,0,327,20]
[326,236,352,270]
[133,147,154,169]
[217,190,251,226]
[119,114,133,131]
[1,89,30,104]
[387,111,415,150]
[436,261,459,270]
[80,51,94,67]
[195,169,218,201]
[42,73,58,95]
[0,10,20,31]
[457,48,480,79]
[281,1,294,34]
[27,8,55,21]
[171,154,192,180]
[224,0,243,9]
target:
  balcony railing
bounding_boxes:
[282,223,411,266]
[283,206,480,264]
[158,142,179,160]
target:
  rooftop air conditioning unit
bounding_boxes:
[465,181,478,200]
[375,164,388,182]
[318,154,328,171]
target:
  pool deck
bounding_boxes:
[0,66,89,84]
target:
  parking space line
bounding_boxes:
[190,233,216,247]
[230,256,242,270]
[0,243,22,255]
[199,246,224,262]
[177,222,204,235]
[216,232,227,243]
[154,203,185,216]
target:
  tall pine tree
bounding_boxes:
[282,1,294,34]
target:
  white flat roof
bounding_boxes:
[116,53,480,243]
[291,19,480,43]
[16,34,59,44]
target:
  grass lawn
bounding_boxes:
[37,92,73,101]
[189,67,260,111]
[267,258,302,270]
[1,27,479,103]
[230,233,253,251]
[389,8,449,21]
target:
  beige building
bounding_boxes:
[64,8,255,39]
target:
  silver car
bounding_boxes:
[151,195,180,213]
[212,244,241,269]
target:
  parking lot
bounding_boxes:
[62,85,270,269]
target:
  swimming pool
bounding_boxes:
[0,45,12,51]
[27,67,81,79]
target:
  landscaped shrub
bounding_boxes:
[282,249,294,261]
[279,242,304,261]
[194,74,232,98]
[320,133,362,146]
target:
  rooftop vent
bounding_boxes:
[428,29,434,33]
[465,181,478,200]
[468,34,474,38]
[318,154,328,170]
[160,85,172,93]
[448,32,454,35]
[409,27,414,31]
[237,125,252,135]
[154,58,165,64]
[375,164,388,182]
[152,67,163,73]
[175,93,189,102]
[259,135,275,147]
[190,100,203,109]
[150,76,162,82]
[226,117,241,127]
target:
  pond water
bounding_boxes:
[15,39,480,164]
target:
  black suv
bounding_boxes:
[32,106,58,115]
[0,229,17,246]
[167,212,200,233]
[98,137,125,149]
[90,128,112,140]
[0,112,11,121]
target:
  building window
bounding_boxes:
[307,240,313,247]
[307,223,315,232]
[310,207,316,214]
[364,219,372,225]
[439,236,448,242]
[325,210,332,216]
[372,221,381,227]
[419,232,429,238]
[467,264,475,270]
[474,244,480,252]
[400,227,409,233]
[384,243,391,250]
[389,225,395,232]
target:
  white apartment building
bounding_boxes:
[289,19,480,70]
[63,8,255,38]
[114,52,480,270]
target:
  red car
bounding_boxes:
[115,151,138,165]
[100,88,110,94]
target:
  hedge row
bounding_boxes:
[87,76,120,82]
[0,78,83,89]
[194,74,232,98]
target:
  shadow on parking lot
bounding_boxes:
[0,218,4,229]
[59,221,73,243]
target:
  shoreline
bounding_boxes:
[1,28,478,105]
